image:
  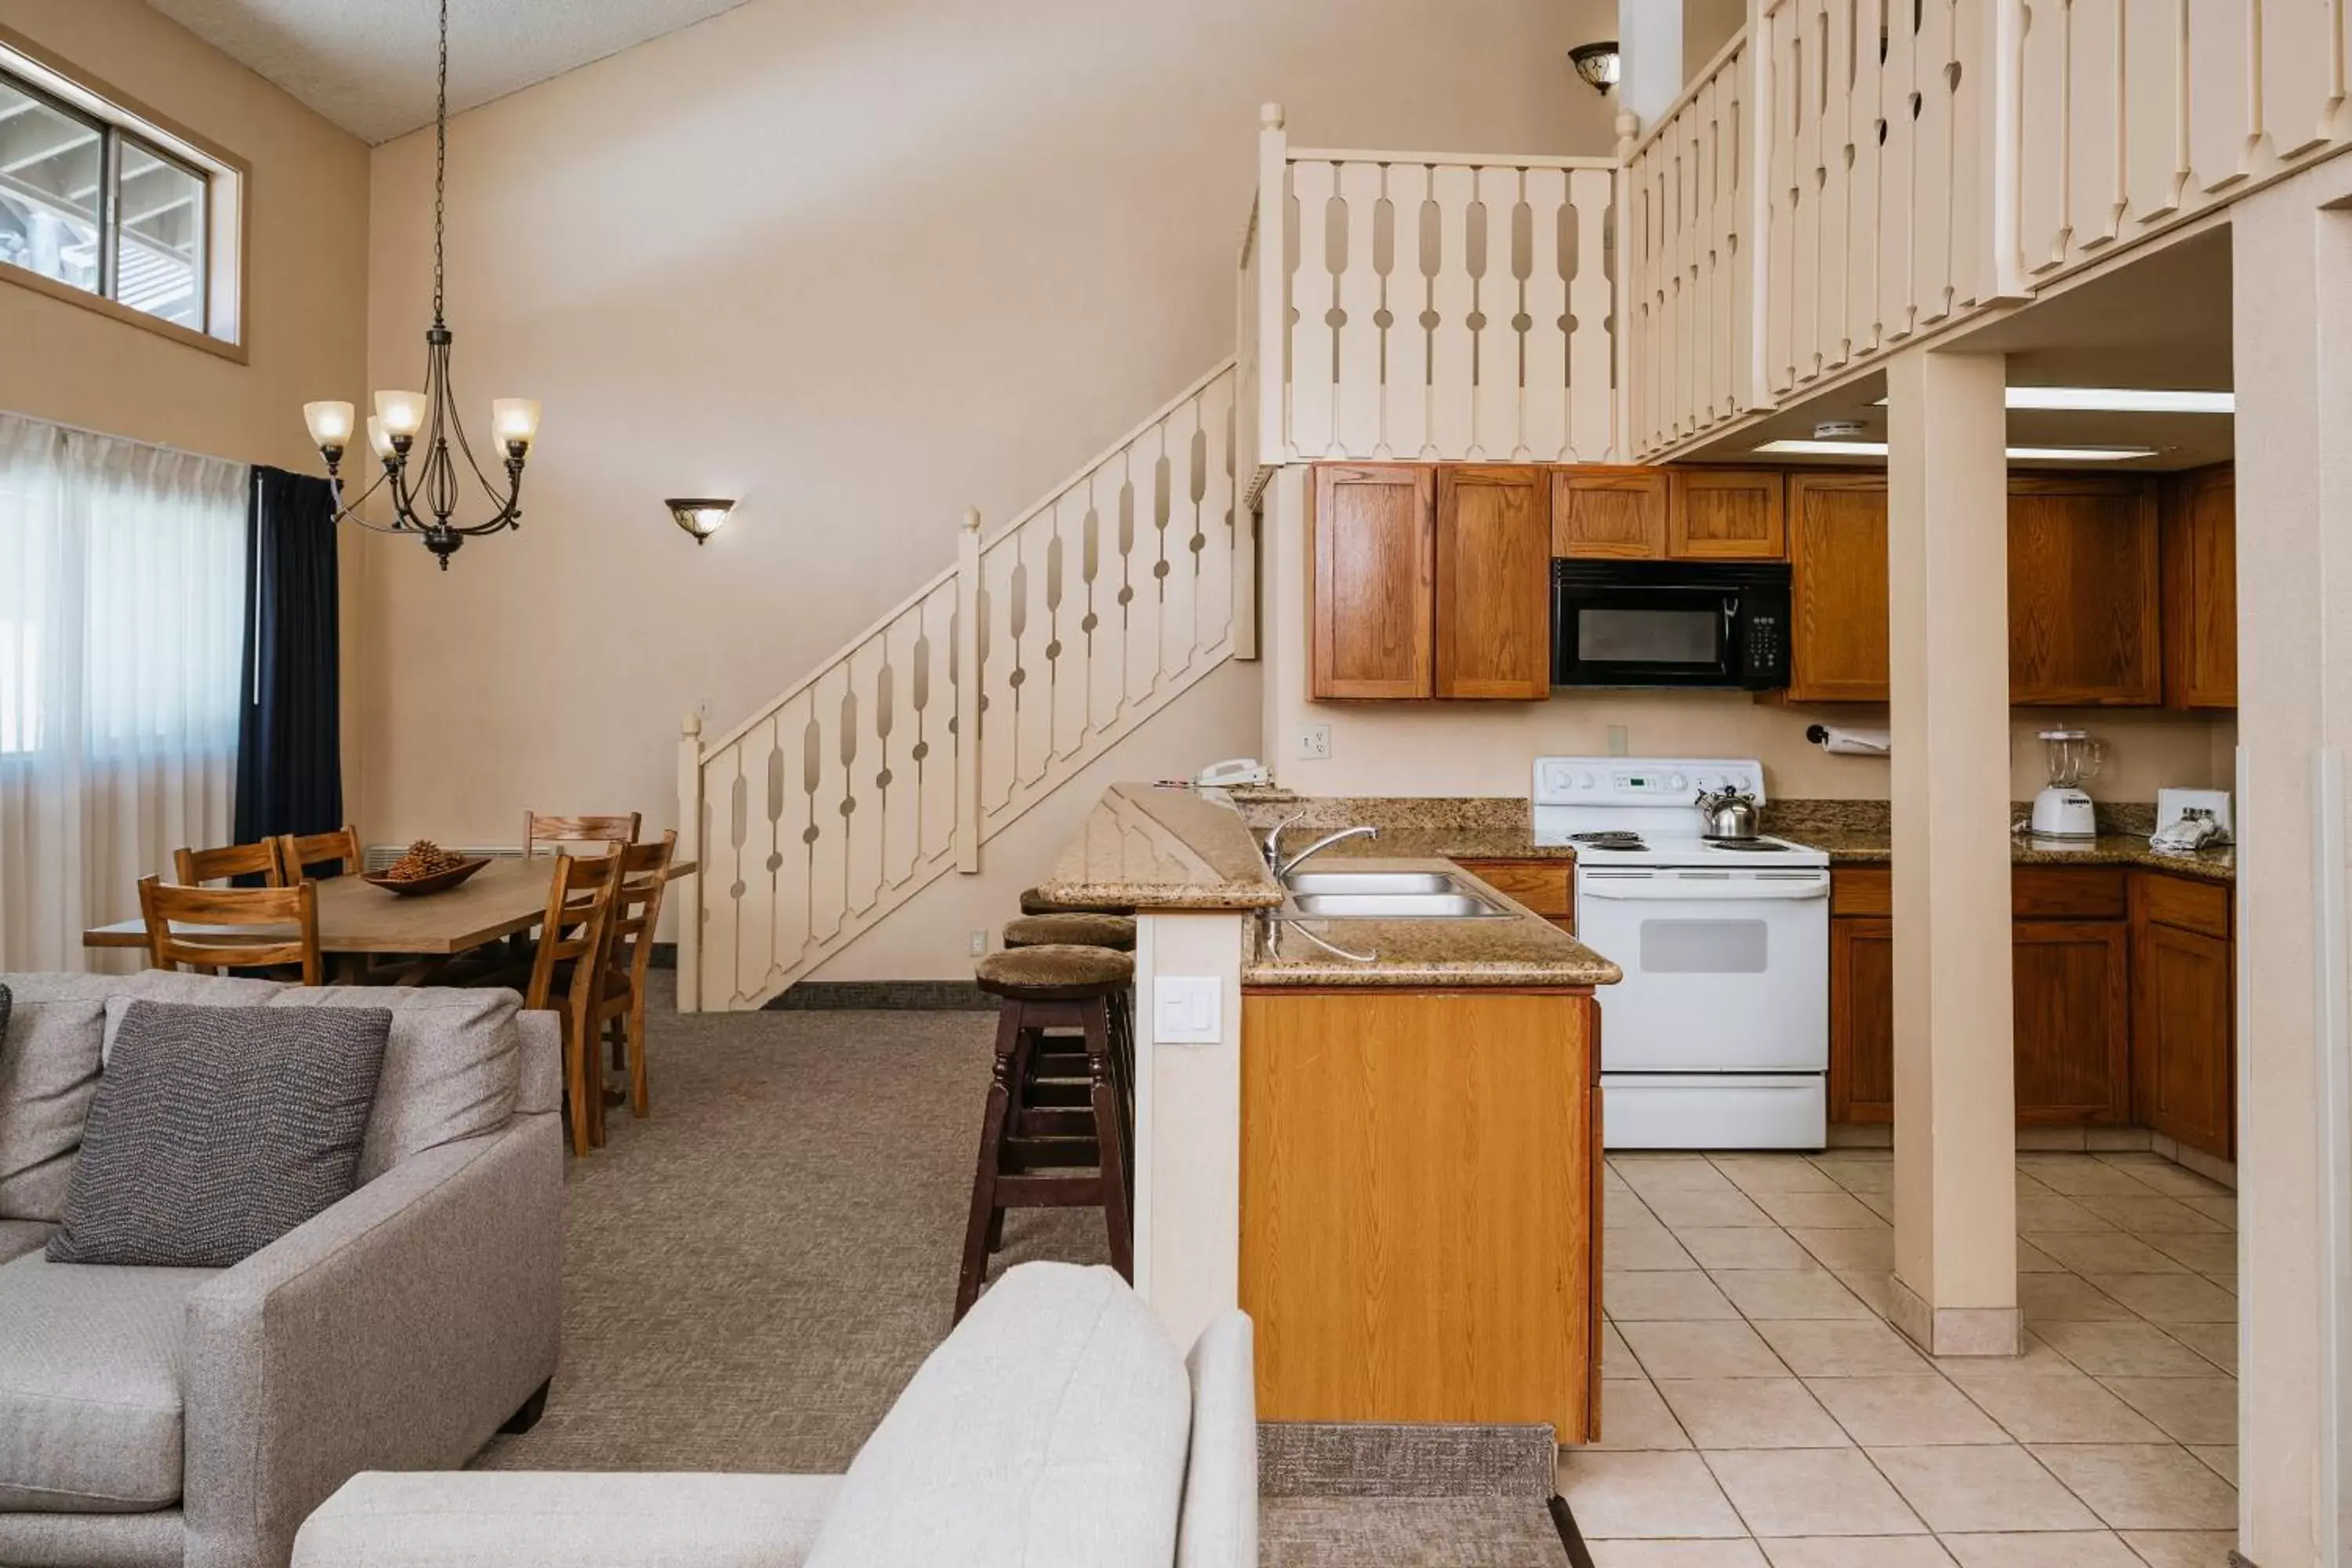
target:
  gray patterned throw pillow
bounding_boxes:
[47,1000,390,1268]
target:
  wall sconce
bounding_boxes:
[1569,41,1621,95]
[665,497,735,545]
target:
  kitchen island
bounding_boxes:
[1036,785,1618,1439]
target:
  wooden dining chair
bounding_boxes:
[173,839,286,887]
[278,825,365,882]
[139,875,322,986]
[586,831,676,1122]
[524,812,641,858]
[520,851,626,1156]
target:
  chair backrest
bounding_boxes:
[524,811,641,858]
[608,831,677,989]
[525,851,625,1016]
[139,874,321,985]
[173,840,285,887]
[278,825,364,883]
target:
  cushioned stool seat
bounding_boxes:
[975,946,1133,1002]
[1017,885,1136,918]
[1001,913,1136,953]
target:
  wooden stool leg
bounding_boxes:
[1085,999,1134,1282]
[956,1004,1025,1321]
[627,990,651,1118]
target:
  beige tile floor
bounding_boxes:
[1560,1149,2239,1568]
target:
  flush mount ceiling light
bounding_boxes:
[1866,387,2234,414]
[1753,438,2159,461]
[666,497,735,545]
[1569,42,1621,94]
[299,0,539,571]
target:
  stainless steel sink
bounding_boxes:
[1286,891,1516,919]
[1281,870,1457,896]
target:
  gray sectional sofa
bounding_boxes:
[0,972,566,1568]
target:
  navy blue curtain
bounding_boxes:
[233,467,343,848]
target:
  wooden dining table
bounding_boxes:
[83,856,697,982]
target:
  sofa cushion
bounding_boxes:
[294,1472,844,1568]
[0,1218,55,1263]
[0,1253,220,1512]
[267,987,521,1181]
[49,1001,387,1268]
[0,975,117,1222]
[1176,1313,1257,1568]
[805,1261,1190,1567]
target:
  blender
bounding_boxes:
[2029,728,2103,840]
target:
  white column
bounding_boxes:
[1617,1,1686,128]
[2233,165,2352,1566]
[1884,344,2020,1356]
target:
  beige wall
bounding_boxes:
[1682,0,1748,82]
[358,0,1617,962]
[0,0,373,815]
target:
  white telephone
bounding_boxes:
[1195,757,1274,789]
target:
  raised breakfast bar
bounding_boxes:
[1036,782,1619,1439]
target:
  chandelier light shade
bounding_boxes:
[299,0,539,571]
[666,498,735,545]
[1570,41,1621,94]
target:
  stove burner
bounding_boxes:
[1704,837,1791,852]
[1570,831,1644,844]
[1583,840,1646,852]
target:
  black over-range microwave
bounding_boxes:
[1552,559,1792,691]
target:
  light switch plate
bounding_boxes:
[1153,976,1222,1044]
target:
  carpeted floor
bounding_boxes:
[470,981,1570,1564]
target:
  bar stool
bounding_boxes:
[1018,885,1136,918]
[999,911,1137,1145]
[956,945,1134,1321]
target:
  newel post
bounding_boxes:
[675,712,703,1012]
[1256,102,1287,466]
[955,507,983,874]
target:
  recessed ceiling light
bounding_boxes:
[1753,438,2158,461]
[1865,387,2234,413]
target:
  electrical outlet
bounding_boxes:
[967,929,987,956]
[1296,723,1332,760]
[1607,724,1630,757]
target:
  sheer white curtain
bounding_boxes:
[0,412,248,971]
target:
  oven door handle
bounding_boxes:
[1580,876,1831,902]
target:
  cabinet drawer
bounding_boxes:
[2132,871,2231,941]
[1831,866,1892,917]
[1456,859,1573,919]
[2013,866,2126,921]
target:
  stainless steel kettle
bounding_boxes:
[1695,785,1761,839]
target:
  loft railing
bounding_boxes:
[678,363,1241,1011]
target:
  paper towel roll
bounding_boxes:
[1806,724,1892,757]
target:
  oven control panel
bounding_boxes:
[1534,757,1766,807]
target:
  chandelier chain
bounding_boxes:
[432,0,448,322]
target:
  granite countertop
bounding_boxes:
[1033,783,1283,911]
[1227,791,1577,862]
[1763,801,2236,885]
[1243,857,1621,989]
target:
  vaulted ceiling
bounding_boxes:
[143,0,757,143]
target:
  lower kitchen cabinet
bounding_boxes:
[2130,872,2236,1159]
[2012,920,2132,1123]
[1453,858,1574,931]
[1828,913,1895,1123]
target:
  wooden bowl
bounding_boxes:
[362,856,492,897]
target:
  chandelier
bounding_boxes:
[300,0,539,570]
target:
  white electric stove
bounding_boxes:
[1536,757,1830,1150]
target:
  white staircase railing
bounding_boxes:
[677,362,1242,1011]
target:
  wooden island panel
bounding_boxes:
[1239,989,1599,1438]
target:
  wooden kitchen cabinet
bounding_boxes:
[1435,466,1552,699]
[1787,473,1891,702]
[2130,871,2235,1158]
[1552,465,1668,558]
[1830,913,1896,1123]
[2008,475,2163,706]
[1669,468,1788,560]
[2163,463,2238,710]
[1454,858,1574,931]
[2013,918,2132,1123]
[1311,464,1435,699]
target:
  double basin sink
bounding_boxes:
[1277,869,1518,921]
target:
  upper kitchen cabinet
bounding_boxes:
[2008,475,2163,706]
[1551,466,1668,559]
[2162,463,2238,710]
[1787,473,1891,703]
[1435,466,1552,699]
[1312,464,1436,699]
[1668,469,1788,560]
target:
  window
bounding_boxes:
[0,35,243,352]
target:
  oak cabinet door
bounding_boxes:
[1551,466,1668,559]
[2012,920,2132,1123]
[2163,463,2237,710]
[1829,915,1896,1123]
[1453,859,1573,920]
[1669,469,1788,560]
[1788,473,1891,702]
[2009,476,2163,705]
[1436,466,1552,699]
[1312,464,1435,699]
[2130,872,2235,1160]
